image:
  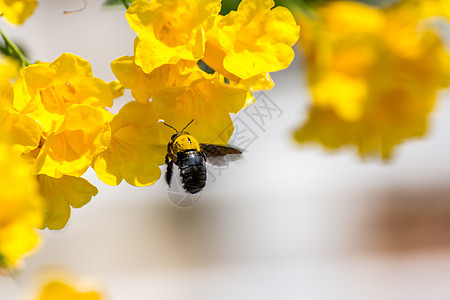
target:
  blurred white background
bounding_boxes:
[1,0,450,299]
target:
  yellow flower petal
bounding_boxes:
[23,64,56,96]
[111,56,205,103]
[0,111,42,153]
[153,74,247,144]
[108,80,125,99]
[37,175,98,230]
[0,79,14,111]
[80,77,114,108]
[33,105,110,178]
[0,80,42,153]
[126,0,221,73]
[204,0,300,80]
[49,53,93,80]
[18,54,114,133]
[93,101,166,187]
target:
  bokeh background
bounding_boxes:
[2,0,450,299]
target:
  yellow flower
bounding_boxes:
[32,272,103,300]
[37,175,98,230]
[111,56,202,103]
[0,141,43,269]
[0,55,21,80]
[0,79,42,154]
[17,53,114,133]
[126,0,221,74]
[402,0,450,20]
[32,104,111,178]
[0,0,37,25]
[111,54,250,143]
[107,80,124,99]
[2,53,116,179]
[153,72,248,144]
[93,101,167,187]
[294,1,450,159]
[202,0,300,80]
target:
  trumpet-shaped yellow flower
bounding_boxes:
[126,0,221,74]
[32,104,111,178]
[32,273,103,300]
[111,56,203,103]
[93,101,168,187]
[111,55,251,143]
[0,80,41,153]
[0,142,43,269]
[153,72,247,144]
[203,0,300,80]
[17,53,114,133]
[0,0,37,25]
[37,175,98,230]
[294,1,450,159]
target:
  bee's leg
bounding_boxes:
[165,154,174,187]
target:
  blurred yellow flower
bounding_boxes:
[0,141,43,269]
[0,55,21,80]
[32,273,103,300]
[294,1,450,159]
[93,101,167,187]
[202,0,300,80]
[404,0,450,19]
[37,175,98,230]
[153,72,248,144]
[0,0,37,25]
[126,0,221,74]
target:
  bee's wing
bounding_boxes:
[200,144,242,157]
[200,144,243,166]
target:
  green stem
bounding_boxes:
[0,26,32,67]
[120,0,129,9]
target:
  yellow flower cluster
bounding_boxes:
[1,53,118,231]
[294,0,450,159]
[101,0,300,186]
[0,0,300,270]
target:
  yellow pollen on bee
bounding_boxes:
[173,134,200,152]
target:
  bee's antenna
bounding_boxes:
[181,119,195,132]
[163,123,178,133]
[64,0,87,15]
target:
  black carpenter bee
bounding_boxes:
[164,120,242,194]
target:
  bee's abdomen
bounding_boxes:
[177,150,207,194]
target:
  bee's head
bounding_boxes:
[164,119,194,141]
[170,131,190,142]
